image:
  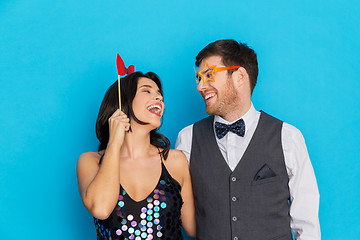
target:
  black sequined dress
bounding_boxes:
[94,160,183,240]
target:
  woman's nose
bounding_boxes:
[154,93,163,101]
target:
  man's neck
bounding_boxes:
[220,100,252,122]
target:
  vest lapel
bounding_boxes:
[201,116,232,174]
[232,111,265,173]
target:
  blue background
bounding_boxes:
[1,0,359,239]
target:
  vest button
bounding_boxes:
[232,216,237,222]
[232,196,237,202]
[234,237,238,240]
[231,177,237,182]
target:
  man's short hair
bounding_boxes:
[195,39,258,94]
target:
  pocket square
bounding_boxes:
[254,164,277,181]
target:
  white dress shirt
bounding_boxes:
[175,104,321,240]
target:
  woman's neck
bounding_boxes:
[120,125,153,160]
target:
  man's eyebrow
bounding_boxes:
[202,68,213,74]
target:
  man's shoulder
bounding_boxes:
[260,111,284,124]
[178,124,193,136]
[262,111,305,140]
[282,121,305,142]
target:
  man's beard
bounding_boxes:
[205,78,238,117]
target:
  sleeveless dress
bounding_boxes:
[94,158,183,240]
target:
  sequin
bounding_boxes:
[140,224,146,231]
[118,201,124,207]
[147,203,153,209]
[147,222,153,228]
[160,202,167,208]
[140,213,146,219]
[156,225,162,231]
[141,232,147,238]
[160,180,166,185]
[135,237,141,240]
[153,194,159,199]
[121,225,128,231]
[146,215,153,221]
[147,228,153,234]
[153,200,160,206]
[146,197,153,203]
[121,219,127,225]
[116,229,122,236]
[131,221,137,227]
[154,219,160,225]
[135,230,141,236]
[147,209,153,215]
[128,227,134,234]
[154,206,160,212]
[154,213,160,218]
[118,195,123,201]
[157,231,163,237]
[141,207,147,213]
[127,215,134,221]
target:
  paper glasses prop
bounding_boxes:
[116,54,135,109]
[195,61,240,85]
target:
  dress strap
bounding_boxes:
[157,147,164,163]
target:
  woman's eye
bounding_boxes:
[143,90,151,93]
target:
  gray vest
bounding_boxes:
[190,112,292,240]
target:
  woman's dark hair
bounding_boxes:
[95,71,170,160]
[195,39,258,94]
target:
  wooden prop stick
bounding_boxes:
[117,74,121,110]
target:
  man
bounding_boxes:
[176,39,320,240]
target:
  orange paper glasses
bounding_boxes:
[195,61,240,85]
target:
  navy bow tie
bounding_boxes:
[215,119,245,139]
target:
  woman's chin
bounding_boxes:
[151,122,161,130]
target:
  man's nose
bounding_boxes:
[197,79,208,92]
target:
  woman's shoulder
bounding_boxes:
[163,150,189,186]
[166,150,188,166]
[77,151,102,167]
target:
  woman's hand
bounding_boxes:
[108,109,130,147]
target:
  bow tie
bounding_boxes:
[215,119,245,139]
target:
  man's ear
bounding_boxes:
[233,67,249,86]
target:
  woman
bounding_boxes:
[77,72,195,239]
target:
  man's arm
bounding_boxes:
[175,125,194,162]
[282,123,321,240]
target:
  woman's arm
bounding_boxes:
[166,150,196,237]
[76,110,130,219]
